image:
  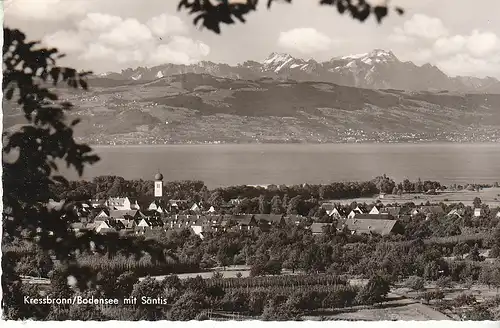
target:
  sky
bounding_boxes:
[4,0,500,78]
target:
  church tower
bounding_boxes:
[154,172,163,198]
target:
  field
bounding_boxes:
[141,271,454,320]
[329,187,500,207]
[141,265,253,281]
[314,296,450,321]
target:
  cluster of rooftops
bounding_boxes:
[46,196,499,239]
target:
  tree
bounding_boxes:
[453,242,470,260]
[473,197,482,208]
[131,277,165,306]
[115,271,139,299]
[208,190,224,208]
[469,244,483,262]
[283,248,300,273]
[2,28,166,318]
[258,194,269,214]
[402,179,412,193]
[287,195,302,215]
[261,301,297,321]
[489,225,500,249]
[216,245,232,269]
[168,291,207,320]
[264,259,283,275]
[177,0,404,34]
[415,178,424,193]
[282,194,289,210]
[2,28,95,261]
[270,195,283,214]
[355,274,390,305]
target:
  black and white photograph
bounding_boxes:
[2,0,500,322]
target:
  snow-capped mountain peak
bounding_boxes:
[262,52,294,66]
[131,73,142,81]
[90,48,500,93]
[339,49,397,65]
[262,52,297,73]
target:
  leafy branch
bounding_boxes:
[177,0,404,34]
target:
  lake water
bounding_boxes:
[69,143,500,188]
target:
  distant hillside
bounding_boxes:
[91,49,500,94]
[4,73,499,145]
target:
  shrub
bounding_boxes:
[405,276,425,291]
[168,291,207,321]
[463,305,493,321]
[421,289,444,304]
[436,276,453,289]
[355,275,390,305]
[454,293,476,307]
[261,302,297,321]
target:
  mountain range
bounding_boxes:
[3,49,500,145]
[93,49,500,94]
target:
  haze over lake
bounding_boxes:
[73,143,500,188]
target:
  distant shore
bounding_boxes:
[88,141,500,148]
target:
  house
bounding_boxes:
[319,203,346,218]
[190,203,202,213]
[232,215,258,230]
[188,218,214,238]
[253,214,287,231]
[207,206,216,214]
[109,210,144,221]
[95,219,125,234]
[348,206,366,219]
[72,202,91,218]
[352,213,394,221]
[169,199,188,206]
[107,197,140,211]
[228,198,243,205]
[94,208,110,219]
[474,208,482,217]
[493,209,500,218]
[90,198,108,208]
[135,217,164,229]
[148,200,165,214]
[369,205,383,215]
[321,203,337,215]
[413,206,444,218]
[309,223,333,235]
[343,218,402,236]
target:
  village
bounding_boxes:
[14,174,500,321]
[58,190,500,239]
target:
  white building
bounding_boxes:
[108,197,140,211]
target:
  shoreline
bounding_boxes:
[87,141,500,148]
